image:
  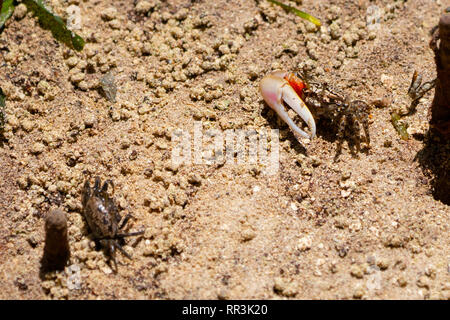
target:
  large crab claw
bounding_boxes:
[260,70,316,139]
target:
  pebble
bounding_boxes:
[328,5,342,21]
[380,74,394,88]
[21,119,34,132]
[329,21,341,39]
[31,142,45,154]
[353,286,365,299]
[17,176,29,189]
[384,234,405,248]
[101,7,117,21]
[416,275,430,289]
[70,72,85,83]
[188,173,202,185]
[297,236,312,251]
[343,32,357,46]
[350,264,364,278]
[273,277,298,297]
[368,31,377,40]
[305,21,319,33]
[376,258,390,270]
[341,189,351,198]
[345,46,358,58]
[14,4,27,20]
[109,19,121,30]
[240,228,256,242]
[306,41,319,60]
[83,113,97,128]
[425,265,436,279]
[66,56,79,68]
[135,1,155,14]
[101,266,113,274]
[397,276,407,287]
[37,80,51,97]
[372,97,391,108]
[217,289,230,300]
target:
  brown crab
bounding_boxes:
[260,70,371,158]
[82,177,144,271]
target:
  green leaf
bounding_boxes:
[0,88,4,107]
[0,0,15,30]
[267,0,321,27]
[0,87,5,132]
[22,0,85,51]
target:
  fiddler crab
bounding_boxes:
[260,70,371,157]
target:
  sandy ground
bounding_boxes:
[0,0,449,299]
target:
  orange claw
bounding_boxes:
[284,73,307,98]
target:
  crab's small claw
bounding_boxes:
[260,70,316,139]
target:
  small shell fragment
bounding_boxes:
[100,72,117,103]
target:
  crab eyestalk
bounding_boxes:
[260,70,316,139]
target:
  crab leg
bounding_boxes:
[260,71,316,139]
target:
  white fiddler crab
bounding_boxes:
[260,70,371,157]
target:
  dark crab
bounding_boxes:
[82,177,144,271]
[302,79,371,158]
[260,70,371,159]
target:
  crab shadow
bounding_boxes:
[260,107,307,156]
[261,107,368,160]
[314,117,371,161]
[415,131,450,205]
[38,248,70,280]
